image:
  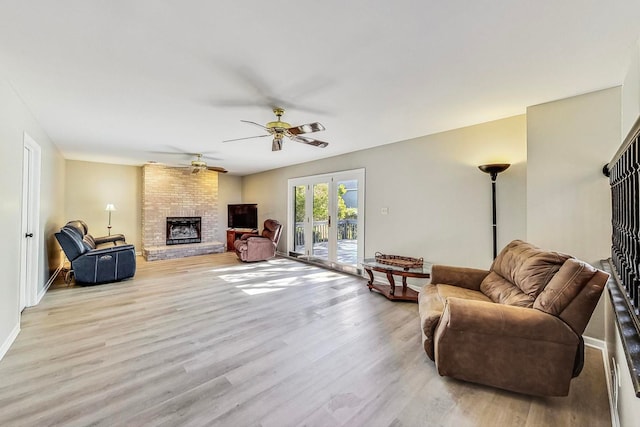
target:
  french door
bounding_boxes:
[288,169,364,269]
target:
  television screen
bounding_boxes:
[228,204,258,229]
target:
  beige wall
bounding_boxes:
[242,115,527,269]
[65,160,143,252]
[0,74,65,357]
[526,88,620,264]
[526,87,621,341]
[64,160,245,251]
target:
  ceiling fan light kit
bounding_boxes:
[224,107,329,151]
[189,153,228,174]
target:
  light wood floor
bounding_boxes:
[0,253,611,426]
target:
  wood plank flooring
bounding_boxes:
[0,253,611,426]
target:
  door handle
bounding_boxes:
[25,233,33,238]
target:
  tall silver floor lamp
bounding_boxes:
[105,203,116,236]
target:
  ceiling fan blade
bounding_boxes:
[272,138,283,152]
[241,120,271,131]
[206,166,228,173]
[200,155,223,161]
[222,134,271,143]
[287,122,326,135]
[290,135,329,148]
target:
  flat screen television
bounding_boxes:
[228,204,258,229]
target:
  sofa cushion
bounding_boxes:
[83,234,96,249]
[534,259,598,317]
[57,228,88,261]
[480,271,534,307]
[489,240,572,300]
[261,219,282,243]
[63,222,85,240]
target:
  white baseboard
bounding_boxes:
[584,336,619,427]
[583,336,605,350]
[0,321,20,361]
[36,263,63,304]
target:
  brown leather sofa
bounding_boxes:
[418,240,609,396]
[234,219,282,262]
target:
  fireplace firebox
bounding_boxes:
[166,217,201,245]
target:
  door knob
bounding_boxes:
[25,233,33,238]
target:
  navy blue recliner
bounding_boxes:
[55,220,136,285]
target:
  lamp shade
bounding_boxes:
[478,163,510,180]
[105,203,116,211]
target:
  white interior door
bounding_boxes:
[20,133,41,310]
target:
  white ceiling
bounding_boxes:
[1,1,640,175]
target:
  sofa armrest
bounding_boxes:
[246,236,276,248]
[434,297,579,396]
[440,297,577,344]
[430,265,490,291]
[81,244,135,256]
[93,233,126,245]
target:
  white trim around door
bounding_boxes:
[20,132,42,309]
[287,168,365,273]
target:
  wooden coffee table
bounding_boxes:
[362,258,431,302]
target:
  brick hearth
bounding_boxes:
[141,164,224,260]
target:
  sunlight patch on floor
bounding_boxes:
[218,271,281,283]
[236,276,302,295]
[239,287,285,295]
[302,271,346,283]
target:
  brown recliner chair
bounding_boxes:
[234,219,282,262]
[419,240,609,396]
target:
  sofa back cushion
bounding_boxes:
[55,227,88,261]
[489,240,571,297]
[83,234,97,250]
[262,219,282,244]
[533,258,598,316]
[64,221,86,240]
[480,271,535,307]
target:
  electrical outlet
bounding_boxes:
[381,207,389,215]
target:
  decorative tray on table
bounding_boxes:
[374,252,423,269]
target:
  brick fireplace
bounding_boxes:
[141,164,224,261]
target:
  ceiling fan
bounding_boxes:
[223,107,329,151]
[187,153,228,174]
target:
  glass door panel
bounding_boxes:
[288,169,364,271]
[292,185,306,256]
[336,179,358,266]
[312,183,330,261]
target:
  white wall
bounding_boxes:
[622,39,640,137]
[242,115,527,269]
[0,74,65,359]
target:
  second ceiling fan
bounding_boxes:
[223,107,329,151]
